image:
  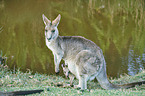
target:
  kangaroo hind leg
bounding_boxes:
[75,65,88,90]
[75,50,95,90]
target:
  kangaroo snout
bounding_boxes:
[47,37,52,41]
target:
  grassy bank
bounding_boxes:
[0,65,145,96]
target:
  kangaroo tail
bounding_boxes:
[96,57,145,89]
[119,81,145,89]
[96,51,145,90]
[97,68,145,90]
[0,89,48,96]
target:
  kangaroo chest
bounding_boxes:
[46,38,61,54]
[46,39,55,51]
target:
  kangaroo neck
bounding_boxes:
[46,36,61,51]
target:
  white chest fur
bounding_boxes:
[46,38,53,50]
[45,38,58,53]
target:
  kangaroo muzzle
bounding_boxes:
[47,37,52,41]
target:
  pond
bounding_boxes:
[0,0,145,77]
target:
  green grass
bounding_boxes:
[0,65,145,96]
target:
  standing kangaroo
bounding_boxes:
[42,14,145,90]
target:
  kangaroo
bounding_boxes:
[61,64,75,86]
[42,14,145,90]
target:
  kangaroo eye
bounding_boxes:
[45,30,48,32]
[51,30,55,33]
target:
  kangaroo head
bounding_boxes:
[42,14,61,42]
[61,64,70,78]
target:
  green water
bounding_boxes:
[0,0,145,77]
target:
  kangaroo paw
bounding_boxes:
[74,85,81,90]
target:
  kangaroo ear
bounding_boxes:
[42,14,51,25]
[52,14,61,26]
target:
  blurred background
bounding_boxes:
[0,0,145,78]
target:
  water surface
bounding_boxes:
[0,0,145,77]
